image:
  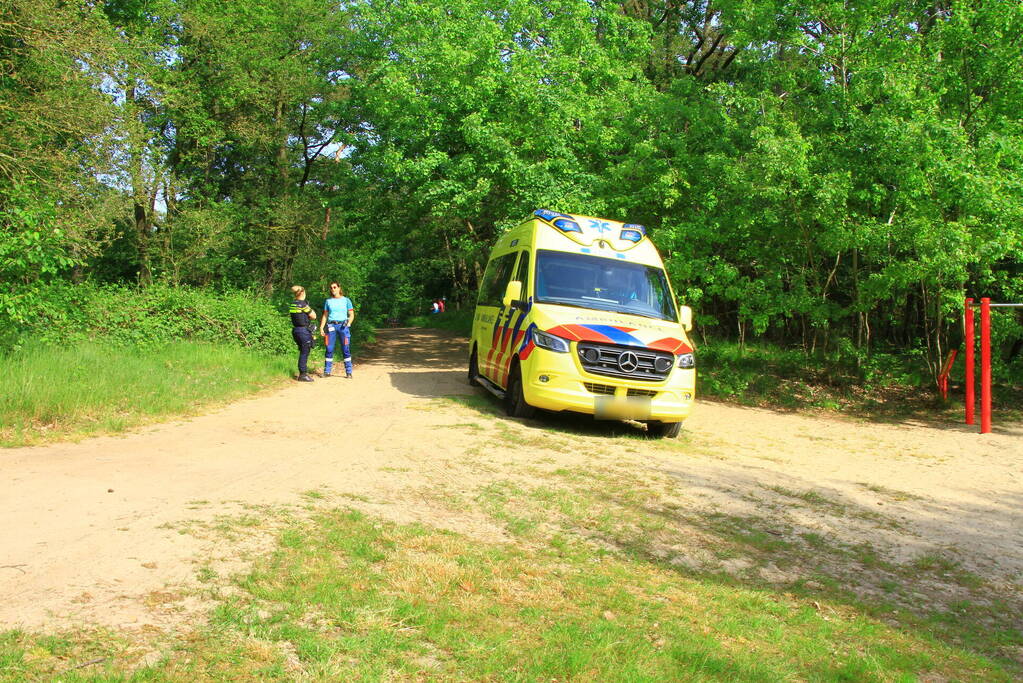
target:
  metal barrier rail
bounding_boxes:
[964,298,1023,434]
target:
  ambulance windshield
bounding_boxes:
[534,250,678,322]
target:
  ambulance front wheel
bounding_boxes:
[646,420,682,439]
[505,364,536,419]
[468,347,480,387]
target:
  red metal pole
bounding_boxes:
[981,297,992,434]
[965,298,974,425]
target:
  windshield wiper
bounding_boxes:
[615,309,673,322]
[537,298,629,313]
[535,298,599,311]
[539,298,674,321]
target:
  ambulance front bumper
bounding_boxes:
[521,349,694,422]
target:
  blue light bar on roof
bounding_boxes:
[534,208,571,222]
[619,229,643,243]
[623,223,646,235]
[553,218,581,233]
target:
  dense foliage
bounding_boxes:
[2,0,1021,377]
[2,283,295,356]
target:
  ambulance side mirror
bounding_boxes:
[679,305,693,331]
[503,280,523,309]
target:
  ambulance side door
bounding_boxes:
[474,251,518,383]
[503,248,532,367]
[492,250,533,387]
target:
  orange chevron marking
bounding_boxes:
[648,337,692,354]
[547,324,582,341]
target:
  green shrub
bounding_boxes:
[696,339,936,411]
[4,282,294,356]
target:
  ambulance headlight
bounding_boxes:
[677,353,695,369]
[533,329,570,353]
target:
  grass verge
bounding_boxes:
[696,340,1023,423]
[0,341,292,447]
[1,506,1013,681]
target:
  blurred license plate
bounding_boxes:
[595,396,651,420]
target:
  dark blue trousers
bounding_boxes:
[292,327,313,374]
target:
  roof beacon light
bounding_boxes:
[623,223,646,235]
[553,218,582,233]
[619,229,643,243]
[534,208,569,222]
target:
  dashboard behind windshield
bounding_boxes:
[534,250,678,322]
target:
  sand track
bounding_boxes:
[1,327,1020,633]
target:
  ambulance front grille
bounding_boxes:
[627,388,658,398]
[584,382,617,395]
[577,342,673,382]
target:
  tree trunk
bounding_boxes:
[465,219,484,288]
[127,82,153,286]
[134,200,152,285]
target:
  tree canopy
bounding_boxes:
[2,0,1021,369]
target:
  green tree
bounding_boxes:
[0,0,122,280]
[165,0,353,289]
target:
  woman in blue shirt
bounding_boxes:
[319,281,356,378]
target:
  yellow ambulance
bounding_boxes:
[468,209,695,437]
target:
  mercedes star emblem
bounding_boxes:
[618,351,639,373]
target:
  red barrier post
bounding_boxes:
[980,297,992,434]
[964,298,974,425]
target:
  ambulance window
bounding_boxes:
[478,252,517,306]
[534,250,678,322]
[512,251,529,297]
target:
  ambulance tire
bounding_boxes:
[505,364,536,419]
[468,347,480,387]
[646,420,682,439]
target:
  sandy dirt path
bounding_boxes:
[1,328,1021,634]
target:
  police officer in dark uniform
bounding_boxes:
[289,285,318,382]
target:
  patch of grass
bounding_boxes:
[338,492,372,503]
[435,394,502,416]
[858,483,923,501]
[849,542,888,569]
[766,485,902,530]
[475,481,542,536]
[7,508,1011,681]
[493,421,556,449]
[801,532,829,548]
[427,462,1021,677]
[209,513,266,539]
[2,486,1020,682]
[196,566,218,583]
[911,553,961,573]
[407,309,474,336]
[446,422,483,430]
[0,628,132,680]
[0,341,293,447]
[703,513,794,554]
[768,485,842,510]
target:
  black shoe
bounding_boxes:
[321,371,332,378]
[298,373,314,382]
[345,372,353,379]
